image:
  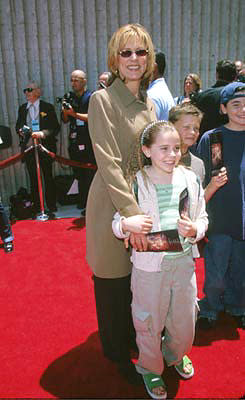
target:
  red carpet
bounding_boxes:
[1,218,244,399]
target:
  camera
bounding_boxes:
[56,96,72,110]
[56,97,63,104]
[62,100,73,110]
[19,125,32,149]
[98,81,107,89]
[56,92,79,112]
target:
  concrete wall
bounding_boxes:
[0,0,244,204]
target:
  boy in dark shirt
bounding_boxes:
[197,82,245,330]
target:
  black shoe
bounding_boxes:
[234,315,245,330]
[48,207,57,213]
[4,241,14,253]
[47,211,56,220]
[196,316,216,330]
[118,361,143,385]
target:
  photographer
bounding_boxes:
[16,81,60,216]
[61,70,96,214]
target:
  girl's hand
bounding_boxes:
[121,214,153,234]
[129,232,148,251]
[177,214,197,238]
[210,167,228,189]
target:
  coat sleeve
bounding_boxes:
[88,91,142,217]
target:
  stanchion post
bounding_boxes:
[33,137,49,221]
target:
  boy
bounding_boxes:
[196,82,245,329]
[169,104,227,202]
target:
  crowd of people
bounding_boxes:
[0,21,244,400]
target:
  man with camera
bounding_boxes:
[16,81,60,216]
[61,70,96,214]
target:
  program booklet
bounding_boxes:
[139,188,189,252]
[143,229,183,252]
[210,130,224,176]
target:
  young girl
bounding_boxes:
[112,121,208,399]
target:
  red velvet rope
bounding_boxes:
[0,147,33,169]
[0,145,97,171]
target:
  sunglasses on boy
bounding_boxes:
[118,49,149,58]
[23,87,36,93]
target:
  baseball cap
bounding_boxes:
[220,82,245,104]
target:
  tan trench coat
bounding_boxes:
[86,78,156,278]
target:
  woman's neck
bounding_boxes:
[125,80,141,98]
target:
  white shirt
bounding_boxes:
[27,99,40,127]
[147,77,175,121]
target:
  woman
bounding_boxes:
[175,73,202,105]
[86,24,156,383]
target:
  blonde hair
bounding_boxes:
[108,23,155,90]
[125,121,180,186]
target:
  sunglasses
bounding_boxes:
[118,49,149,58]
[23,88,35,93]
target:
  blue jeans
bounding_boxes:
[0,199,13,243]
[199,234,245,319]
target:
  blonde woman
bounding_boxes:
[86,24,156,383]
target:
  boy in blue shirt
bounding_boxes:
[197,82,245,330]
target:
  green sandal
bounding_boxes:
[174,355,194,379]
[143,373,167,399]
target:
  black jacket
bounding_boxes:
[16,100,60,152]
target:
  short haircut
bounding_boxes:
[216,60,237,82]
[168,103,203,124]
[108,23,155,89]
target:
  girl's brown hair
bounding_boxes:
[125,121,180,186]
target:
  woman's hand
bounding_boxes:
[121,214,153,234]
[177,214,197,238]
[129,232,148,251]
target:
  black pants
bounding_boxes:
[68,144,96,209]
[25,151,56,212]
[93,274,135,364]
[74,167,95,209]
